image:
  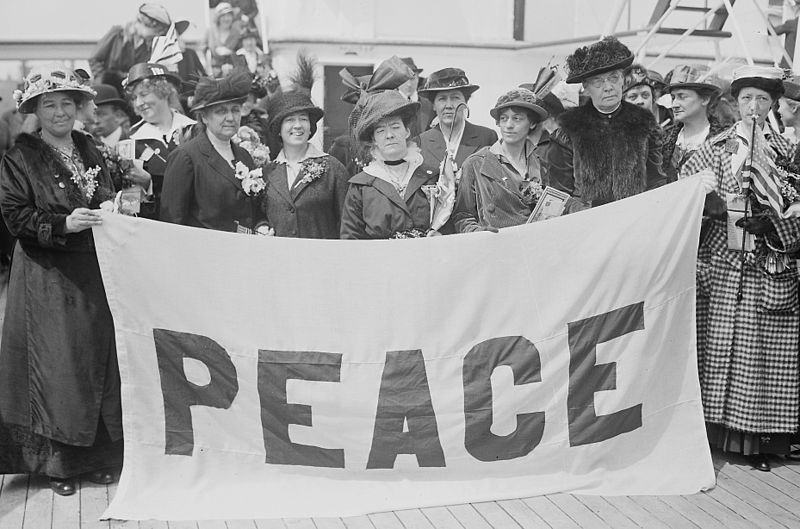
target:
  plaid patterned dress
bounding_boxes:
[680,123,800,436]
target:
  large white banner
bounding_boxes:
[94,178,715,521]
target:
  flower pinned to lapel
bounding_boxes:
[295,157,328,188]
[520,180,544,206]
[234,161,267,196]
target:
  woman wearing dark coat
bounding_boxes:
[415,68,497,172]
[161,70,261,232]
[340,89,442,239]
[261,91,349,238]
[0,65,120,496]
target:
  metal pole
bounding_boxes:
[749,0,794,68]
[721,0,755,65]
[602,0,631,36]
[635,0,680,62]
[648,0,726,69]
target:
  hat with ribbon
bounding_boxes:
[14,63,96,114]
[122,62,181,91]
[489,88,548,121]
[565,36,634,84]
[665,64,723,95]
[343,56,420,141]
[730,65,785,98]
[418,68,480,101]
[191,69,252,112]
[340,55,414,105]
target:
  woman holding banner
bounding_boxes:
[0,64,121,496]
[680,65,800,472]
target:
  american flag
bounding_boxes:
[740,126,784,215]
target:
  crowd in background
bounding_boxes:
[0,1,798,499]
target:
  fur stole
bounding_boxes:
[15,131,114,208]
[558,101,655,203]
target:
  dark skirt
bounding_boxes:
[0,419,122,479]
[707,422,793,455]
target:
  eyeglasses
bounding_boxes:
[586,72,623,89]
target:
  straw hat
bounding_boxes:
[14,63,96,114]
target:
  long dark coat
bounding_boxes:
[415,121,498,170]
[340,165,438,239]
[680,124,800,435]
[160,131,259,232]
[262,154,349,238]
[0,131,120,446]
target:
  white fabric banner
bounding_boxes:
[95,178,715,521]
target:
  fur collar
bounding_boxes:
[556,101,655,203]
[15,130,111,207]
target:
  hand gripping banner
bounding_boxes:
[94,178,714,520]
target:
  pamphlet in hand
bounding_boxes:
[117,139,135,160]
[527,186,570,223]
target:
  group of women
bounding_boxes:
[0,52,798,499]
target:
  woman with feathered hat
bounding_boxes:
[160,69,262,231]
[547,36,667,212]
[0,64,120,496]
[680,65,800,472]
[340,88,447,239]
[260,66,349,239]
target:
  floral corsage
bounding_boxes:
[232,126,271,166]
[235,161,267,196]
[520,180,544,207]
[72,165,101,200]
[295,157,328,187]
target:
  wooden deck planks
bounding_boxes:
[0,475,29,529]
[520,496,581,529]
[19,476,53,529]
[417,507,464,529]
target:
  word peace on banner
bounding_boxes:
[94,178,714,521]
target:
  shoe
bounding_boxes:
[786,449,800,461]
[85,470,115,485]
[49,477,76,496]
[748,454,771,472]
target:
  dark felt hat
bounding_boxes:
[623,64,660,94]
[565,36,634,84]
[191,69,252,112]
[784,80,800,102]
[351,89,419,141]
[490,88,547,121]
[123,62,181,90]
[418,68,480,100]
[92,83,130,114]
[267,90,324,139]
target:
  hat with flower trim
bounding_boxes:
[14,63,97,114]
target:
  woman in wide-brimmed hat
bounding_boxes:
[161,69,263,231]
[680,65,800,472]
[340,89,445,239]
[452,88,548,232]
[124,62,196,218]
[660,64,725,181]
[0,64,121,497]
[259,90,349,238]
[416,68,497,173]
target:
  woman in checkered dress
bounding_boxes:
[680,66,800,472]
